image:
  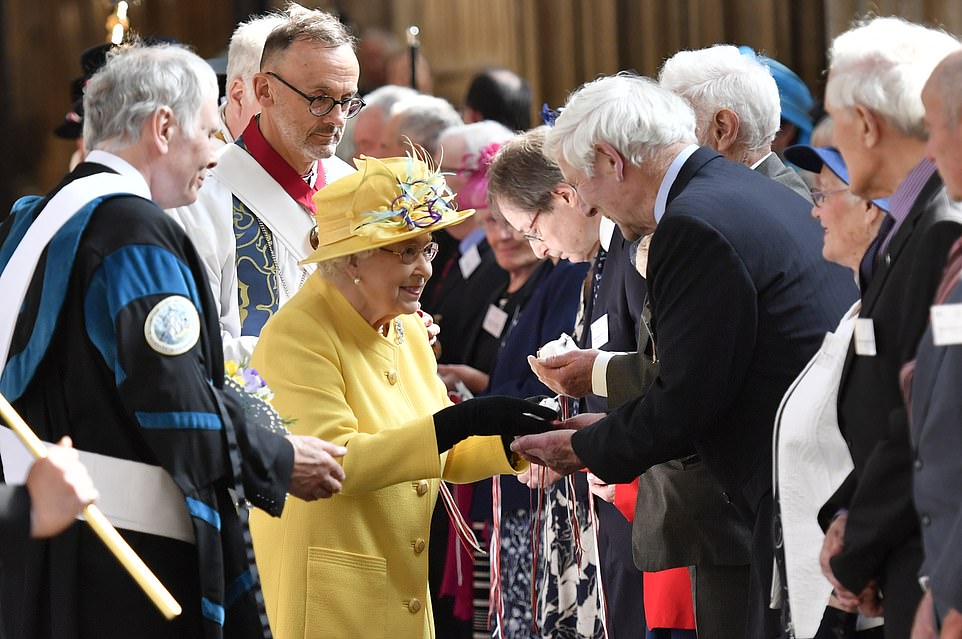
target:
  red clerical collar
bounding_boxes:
[239,116,327,214]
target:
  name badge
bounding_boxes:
[853,318,877,356]
[482,304,509,338]
[590,314,609,349]
[931,303,962,346]
[459,245,481,279]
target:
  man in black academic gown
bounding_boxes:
[0,43,346,639]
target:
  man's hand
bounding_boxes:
[586,472,616,503]
[856,580,883,618]
[820,513,861,607]
[563,412,605,431]
[941,607,962,638]
[510,429,583,475]
[517,463,564,489]
[286,435,347,501]
[912,590,935,639]
[527,349,599,398]
[28,437,99,538]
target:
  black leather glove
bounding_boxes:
[433,395,558,452]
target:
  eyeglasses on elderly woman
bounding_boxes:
[810,187,849,207]
[379,241,440,264]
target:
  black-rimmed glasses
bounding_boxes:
[265,71,365,118]
[380,241,439,265]
[811,187,849,207]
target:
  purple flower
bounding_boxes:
[241,367,266,393]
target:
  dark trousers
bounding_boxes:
[689,563,751,639]
[879,536,923,639]
[596,499,646,638]
[746,493,783,639]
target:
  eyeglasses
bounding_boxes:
[265,71,366,119]
[380,241,439,265]
[521,209,544,243]
[811,187,849,207]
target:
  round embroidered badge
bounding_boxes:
[144,295,200,356]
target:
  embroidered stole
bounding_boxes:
[220,118,325,336]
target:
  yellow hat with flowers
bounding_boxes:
[303,146,475,264]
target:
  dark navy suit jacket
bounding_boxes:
[572,147,856,520]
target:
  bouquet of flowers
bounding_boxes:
[224,360,290,435]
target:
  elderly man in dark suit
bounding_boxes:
[812,18,962,639]
[659,44,812,203]
[511,73,856,639]
[904,51,962,639]
[528,46,850,638]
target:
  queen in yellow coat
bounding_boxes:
[249,152,554,639]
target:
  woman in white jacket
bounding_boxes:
[773,144,889,639]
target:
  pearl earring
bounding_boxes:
[354,276,361,285]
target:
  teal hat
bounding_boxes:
[739,46,814,144]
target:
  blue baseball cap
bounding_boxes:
[783,144,890,212]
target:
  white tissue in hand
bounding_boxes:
[538,395,562,413]
[538,333,577,360]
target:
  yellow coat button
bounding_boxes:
[386,370,398,385]
[414,538,426,554]
[408,598,422,613]
[416,480,429,496]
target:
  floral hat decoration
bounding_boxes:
[303,144,475,264]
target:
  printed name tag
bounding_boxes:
[590,314,609,349]
[459,245,481,279]
[482,304,509,338]
[853,318,877,356]
[930,303,962,346]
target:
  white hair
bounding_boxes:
[226,13,285,89]
[544,73,696,175]
[390,95,464,156]
[659,45,780,154]
[827,16,960,138]
[315,249,375,278]
[437,121,515,170]
[84,43,218,153]
[364,85,418,112]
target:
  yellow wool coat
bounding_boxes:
[249,275,523,639]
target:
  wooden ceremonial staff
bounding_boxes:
[0,391,182,620]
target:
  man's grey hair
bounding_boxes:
[390,95,463,156]
[487,126,563,214]
[226,13,286,89]
[827,16,960,139]
[83,43,217,153]
[659,45,780,155]
[544,73,697,176]
[260,2,355,68]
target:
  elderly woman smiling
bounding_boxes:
[772,144,888,639]
[248,152,555,639]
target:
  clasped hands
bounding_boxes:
[819,513,884,618]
